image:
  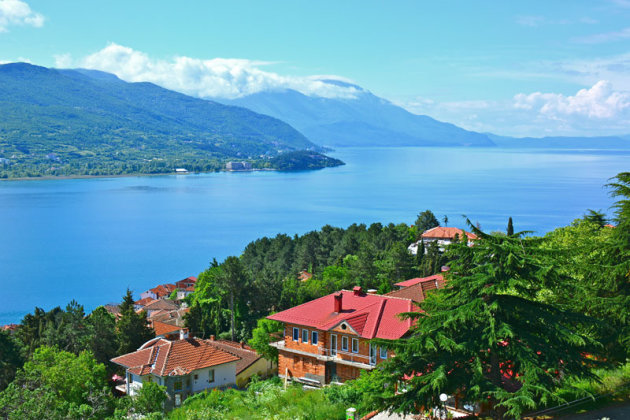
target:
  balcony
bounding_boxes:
[270,340,376,370]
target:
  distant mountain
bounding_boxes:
[220,87,495,147]
[0,63,329,178]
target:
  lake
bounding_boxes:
[1,146,628,324]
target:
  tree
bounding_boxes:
[443,214,449,227]
[116,289,154,355]
[414,210,439,237]
[583,209,607,228]
[249,318,283,362]
[134,382,167,414]
[380,222,608,419]
[0,346,113,419]
[506,217,514,236]
[87,306,118,368]
[217,256,250,341]
[0,330,23,390]
[169,289,179,300]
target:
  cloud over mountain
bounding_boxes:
[0,0,44,32]
[61,43,362,100]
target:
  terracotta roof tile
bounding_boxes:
[206,340,263,375]
[111,338,240,377]
[267,290,417,340]
[394,274,444,288]
[421,226,477,240]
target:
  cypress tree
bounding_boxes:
[116,289,154,355]
[379,221,608,420]
[507,217,514,236]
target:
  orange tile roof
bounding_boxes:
[152,321,183,337]
[394,274,444,288]
[135,297,157,307]
[111,338,240,377]
[150,284,176,298]
[206,339,263,375]
[421,226,477,240]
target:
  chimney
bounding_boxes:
[210,334,215,341]
[367,289,378,295]
[353,286,363,296]
[333,293,342,313]
[179,328,189,340]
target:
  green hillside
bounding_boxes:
[0,63,336,178]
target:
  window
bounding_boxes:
[341,336,349,351]
[174,380,183,391]
[144,375,153,383]
[194,374,198,380]
[311,331,319,345]
[352,338,359,353]
[302,329,309,343]
[380,347,387,359]
[208,369,215,383]
[293,327,299,341]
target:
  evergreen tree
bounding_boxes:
[380,222,608,419]
[414,210,439,238]
[86,306,118,368]
[0,330,24,391]
[506,217,514,236]
[116,290,154,355]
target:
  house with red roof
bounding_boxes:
[267,286,417,385]
[140,283,176,301]
[175,276,197,290]
[408,226,477,254]
[387,274,446,303]
[111,336,240,409]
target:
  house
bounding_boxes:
[140,283,176,301]
[267,286,417,385]
[387,274,446,303]
[142,299,179,317]
[111,336,240,410]
[207,336,278,388]
[150,307,189,327]
[408,226,477,254]
[226,161,252,171]
[134,297,157,312]
[298,270,313,282]
[175,276,197,290]
[151,321,188,340]
[176,285,195,301]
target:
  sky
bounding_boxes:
[1,0,630,137]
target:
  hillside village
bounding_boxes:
[1,174,629,420]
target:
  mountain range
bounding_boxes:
[0,63,326,178]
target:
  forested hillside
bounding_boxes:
[0,63,333,178]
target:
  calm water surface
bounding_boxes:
[1,147,628,323]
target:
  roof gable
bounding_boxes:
[267,290,416,340]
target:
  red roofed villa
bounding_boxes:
[409,226,477,254]
[111,336,240,409]
[267,286,417,385]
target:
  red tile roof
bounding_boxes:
[135,297,157,307]
[111,337,240,377]
[267,290,417,340]
[175,276,197,289]
[206,339,263,375]
[394,274,444,288]
[421,226,477,240]
[150,284,176,298]
[152,321,183,337]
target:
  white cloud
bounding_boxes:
[0,0,44,32]
[514,80,630,119]
[64,43,362,100]
[574,27,630,44]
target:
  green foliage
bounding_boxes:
[116,289,154,354]
[268,150,344,171]
[169,379,347,420]
[87,306,118,369]
[0,330,24,390]
[0,346,113,419]
[506,217,514,236]
[414,210,439,238]
[380,222,610,420]
[249,318,283,362]
[169,289,179,300]
[135,382,168,415]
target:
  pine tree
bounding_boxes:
[506,217,514,236]
[116,289,154,355]
[379,221,608,420]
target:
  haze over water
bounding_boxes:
[1,146,628,324]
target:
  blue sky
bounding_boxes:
[1,0,629,137]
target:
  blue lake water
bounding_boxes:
[1,147,628,324]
